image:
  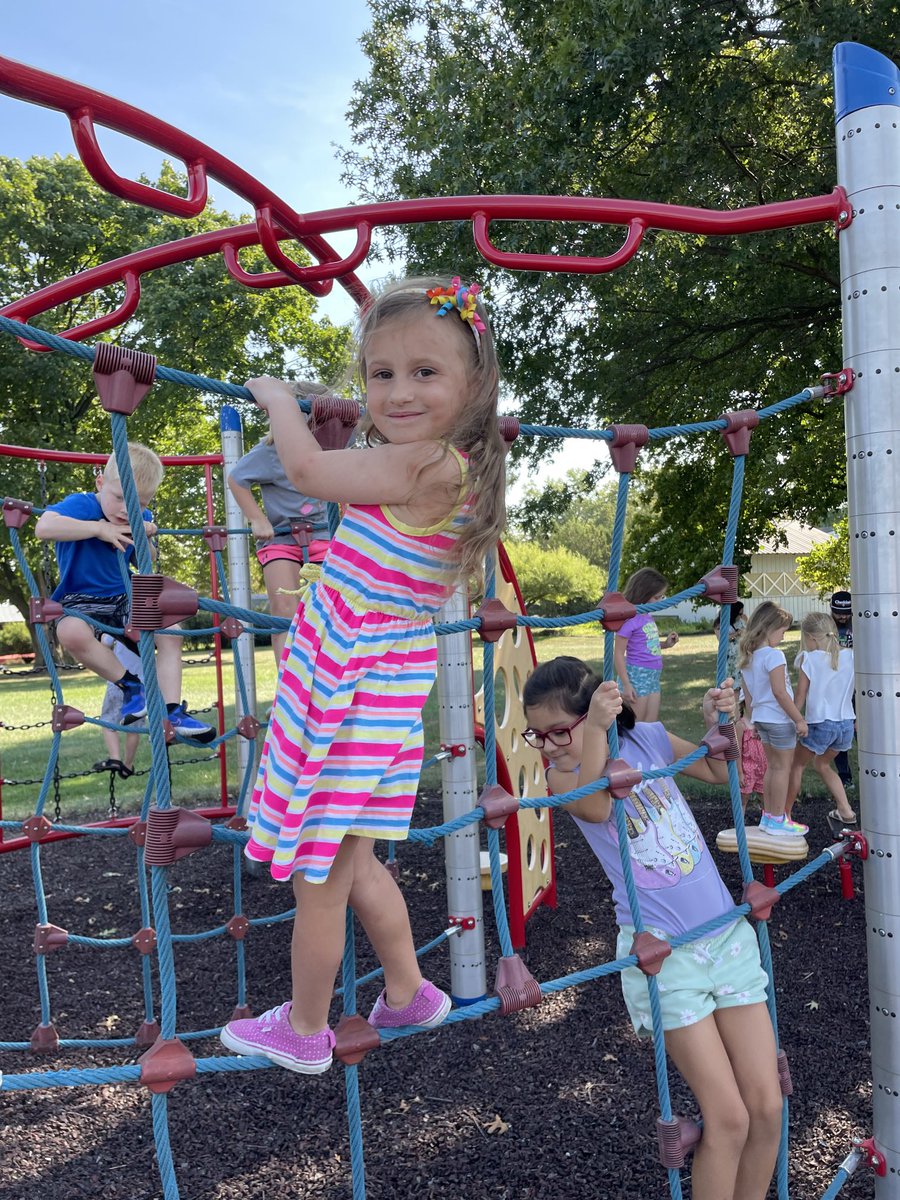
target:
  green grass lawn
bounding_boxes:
[2,626,838,825]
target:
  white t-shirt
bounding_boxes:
[742,645,793,724]
[797,648,855,723]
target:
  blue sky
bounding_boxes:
[0,0,376,326]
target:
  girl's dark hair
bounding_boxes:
[623,567,667,605]
[523,656,636,732]
[729,601,745,628]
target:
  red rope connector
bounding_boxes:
[226,915,250,941]
[334,1014,381,1065]
[854,1136,887,1177]
[52,704,85,732]
[498,415,520,445]
[701,722,739,761]
[202,526,229,552]
[720,409,759,457]
[605,759,643,800]
[598,591,637,632]
[220,616,244,639]
[33,923,68,954]
[657,1116,702,1168]
[742,879,780,922]
[290,520,314,547]
[134,1020,161,1048]
[841,829,868,860]
[129,820,147,847]
[29,596,64,624]
[143,806,212,866]
[821,368,855,397]
[309,395,361,450]
[131,927,157,955]
[776,1048,793,1097]
[93,342,156,414]
[237,714,260,739]
[631,931,672,977]
[475,597,517,643]
[495,953,543,1015]
[699,565,739,605]
[229,1004,253,1022]
[479,783,520,830]
[22,815,53,843]
[226,815,248,832]
[2,497,33,528]
[30,1022,60,1053]
[129,575,198,630]
[138,1036,197,1094]
[607,424,649,474]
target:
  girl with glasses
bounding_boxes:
[522,656,781,1200]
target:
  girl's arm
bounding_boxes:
[793,667,811,714]
[227,477,275,540]
[669,680,736,785]
[613,635,637,703]
[245,378,457,506]
[546,682,623,823]
[769,665,807,734]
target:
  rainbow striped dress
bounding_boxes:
[245,449,470,884]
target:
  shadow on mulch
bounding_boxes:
[0,793,874,1200]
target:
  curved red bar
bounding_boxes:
[12,270,142,354]
[473,211,646,274]
[256,206,372,284]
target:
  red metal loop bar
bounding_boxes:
[221,241,297,291]
[12,271,142,355]
[256,206,372,286]
[474,211,647,274]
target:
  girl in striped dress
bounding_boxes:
[221,278,506,1073]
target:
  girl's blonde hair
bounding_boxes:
[799,611,841,670]
[353,275,506,586]
[737,601,793,669]
[261,380,332,446]
[623,567,667,605]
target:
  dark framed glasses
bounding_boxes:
[522,712,588,750]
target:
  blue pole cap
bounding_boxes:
[220,404,242,433]
[834,42,900,123]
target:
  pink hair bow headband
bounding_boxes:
[426,277,487,350]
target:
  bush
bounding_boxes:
[0,621,32,656]
[505,542,600,616]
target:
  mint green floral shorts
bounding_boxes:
[616,917,769,1037]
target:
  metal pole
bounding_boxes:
[833,41,900,1188]
[436,584,487,1003]
[219,405,258,811]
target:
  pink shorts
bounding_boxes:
[256,540,330,567]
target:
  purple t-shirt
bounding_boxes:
[617,613,662,669]
[570,722,734,934]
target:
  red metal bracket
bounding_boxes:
[476,597,517,643]
[842,830,868,860]
[129,820,147,848]
[598,591,637,632]
[720,409,760,457]
[2,497,33,528]
[131,927,157,956]
[290,521,313,547]
[226,915,250,941]
[700,565,739,604]
[143,806,212,867]
[52,704,85,732]
[854,1136,887,1177]
[479,783,520,830]
[138,1036,197,1094]
[202,526,229,553]
[237,715,260,740]
[657,1116,702,1169]
[448,915,477,932]
[494,953,543,1014]
[605,759,643,800]
[742,879,780,922]
[334,1014,380,1066]
[220,616,244,640]
[92,342,156,415]
[22,815,53,843]
[701,722,739,761]
[29,597,64,624]
[440,743,468,759]
[129,575,198,630]
[821,368,855,396]
[631,931,672,977]
[33,923,68,954]
[607,424,650,474]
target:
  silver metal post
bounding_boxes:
[834,41,900,1187]
[436,584,487,1003]
[220,405,259,812]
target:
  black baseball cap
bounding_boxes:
[830,591,852,614]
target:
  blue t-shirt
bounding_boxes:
[47,492,150,600]
[570,721,734,934]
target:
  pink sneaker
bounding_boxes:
[220,1002,335,1073]
[368,979,452,1030]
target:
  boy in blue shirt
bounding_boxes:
[35,442,214,742]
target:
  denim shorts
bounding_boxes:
[616,918,770,1037]
[801,718,855,755]
[754,720,796,750]
[621,664,662,697]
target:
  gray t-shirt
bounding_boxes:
[228,441,330,544]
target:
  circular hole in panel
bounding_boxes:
[540,839,549,873]
[526,834,536,871]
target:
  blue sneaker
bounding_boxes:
[166,701,216,744]
[119,678,147,724]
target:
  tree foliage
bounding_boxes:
[0,156,351,633]
[504,540,600,614]
[342,0,896,587]
[795,516,850,596]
